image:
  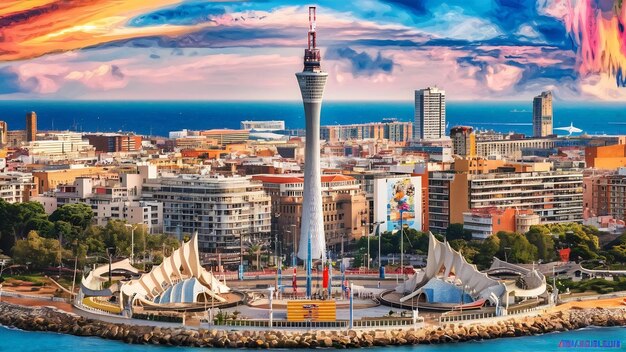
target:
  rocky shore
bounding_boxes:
[1,302,626,348]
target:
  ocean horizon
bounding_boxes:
[0,100,625,137]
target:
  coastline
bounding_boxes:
[1,301,626,348]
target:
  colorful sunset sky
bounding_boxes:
[0,0,625,101]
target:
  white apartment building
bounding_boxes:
[414,87,446,140]
[0,172,37,203]
[33,174,163,232]
[142,174,271,253]
[476,138,556,159]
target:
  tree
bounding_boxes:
[247,243,262,270]
[525,226,555,262]
[49,203,94,230]
[474,235,500,269]
[496,231,538,264]
[12,231,70,269]
[0,201,48,254]
[446,223,471,241]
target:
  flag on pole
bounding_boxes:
[322,264,329,289]
[327,260,332,297]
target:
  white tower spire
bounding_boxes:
[296,6,327,261]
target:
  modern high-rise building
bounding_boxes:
[26,111,37,142]
[0,121,7,147]
[450,126,475,157]
[533,91,553,137]
[414,87,446,140]
[295,7,327,261]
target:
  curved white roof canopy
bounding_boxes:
[119,234,230,307]
[398,232,507,305]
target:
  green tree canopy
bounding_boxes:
[446,223,472,241]
[496,231,538,264]
[12,231,70,269]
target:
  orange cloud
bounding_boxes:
[0,0,213,61]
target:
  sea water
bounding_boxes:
[0,100,625,137]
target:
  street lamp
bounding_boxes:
[0,260,6,302]
[273,212,281,267]
[125,224,137,265]
[106,247,116,285]
[392,210,407,283]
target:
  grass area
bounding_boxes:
[557,277,626,294]
[4,274,45,284]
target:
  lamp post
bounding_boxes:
[0,261,5,302]
[125,224,137,265]
[367,220,384,279]
[273,212,280,267]
[400,209,405,283]
[106,247,115,285]
[291,224,297,268]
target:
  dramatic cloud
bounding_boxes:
[0,0,624,100]
[326,47,394,76]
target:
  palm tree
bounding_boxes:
[247,244,262,270]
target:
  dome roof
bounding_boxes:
[154,277,208,304]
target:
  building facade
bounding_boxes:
[414,87,446,140]
[0,172,37,203]
[85,133,142,153]
[429,160,583,234]
[450,126,476,157]
[33,174,163,232]
[476,138,556,159]
[533,91,553,137]
[0,121,7,147]
[585,144,626,169]
[240,120,285,131]
[252,174,368,259]
[320,119,413,144]
[26,111,37,142]
[143,175,271,254]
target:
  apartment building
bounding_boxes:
[320,119,413,144]
[143,174,271,254]
[252,174,368,257]
[0,172,37,203]
[476,138,556,159]
[429,159,583,234]
[33,175,163,232]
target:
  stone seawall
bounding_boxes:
[1,302,626,348]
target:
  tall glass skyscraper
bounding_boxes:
[296,7,327,262]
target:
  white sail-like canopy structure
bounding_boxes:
[398,232,506,305]
[118,234,230,308]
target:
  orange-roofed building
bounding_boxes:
[252,174,368,255]
[463,208,539,239]
[586,144,626,169]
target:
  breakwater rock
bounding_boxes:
[1,302,626,348]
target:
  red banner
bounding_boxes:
[559,248,571,262]
[292,267,297,293]
[322,265,329,288]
